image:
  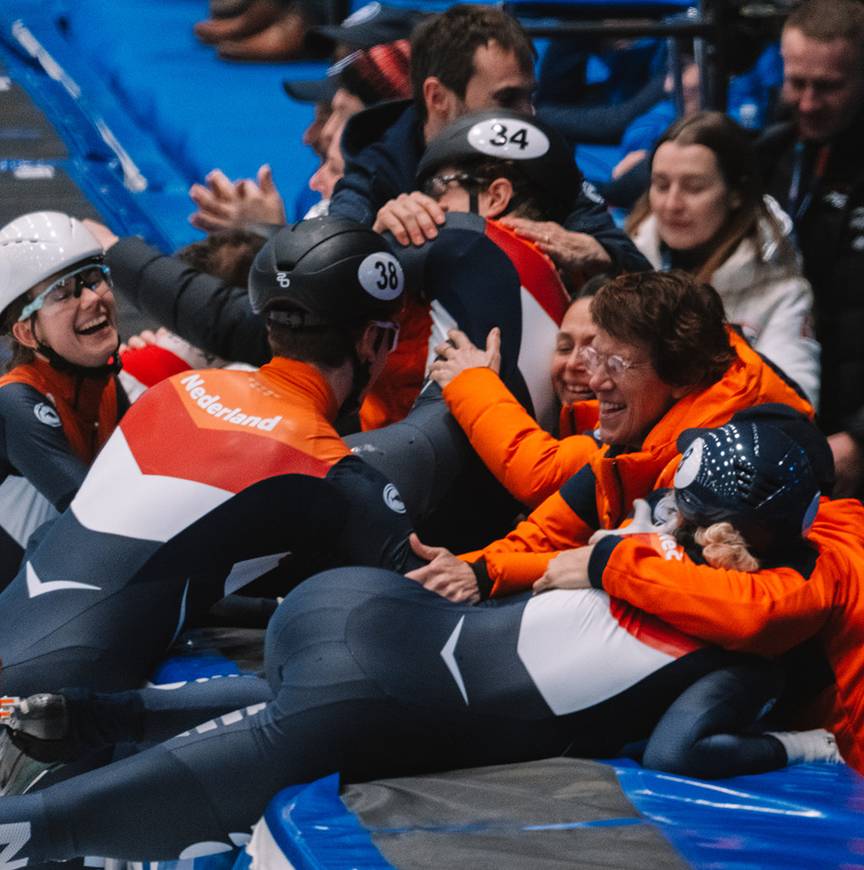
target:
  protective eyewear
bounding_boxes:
[578,345,649,378]
[372,320,400,352]
[421,172,484,198]
[19,263,113,321]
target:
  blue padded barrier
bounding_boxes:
[0,0,323,250]
[216,760,864,870]
[616,758,864,869]
[150,654,242,685]
[59,0,321,220]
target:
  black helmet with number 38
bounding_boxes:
[415,109,584,222]
[249,217,405,328]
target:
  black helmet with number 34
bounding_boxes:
[249,217,405,328]
[415,109,584,223]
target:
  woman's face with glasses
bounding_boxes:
[585,328,687,449]
[15,260,119,368]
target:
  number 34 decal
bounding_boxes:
[468,119,550,160]
[489,123,530,150]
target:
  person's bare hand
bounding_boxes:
[829,431,864,498]
[189,165,286,233]
[611,149,647,180]
[532,547,594,594]
[81,219,120,252]
[429,328,501,388]
[235,164,286,225]
[373,192,447,246]
[404,533,480,603]
[500,217,611,279]
[119,329,159,354]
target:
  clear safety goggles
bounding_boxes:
[421,172,485,198]
[19,263,113,321]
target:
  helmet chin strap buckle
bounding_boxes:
[35,339,122,379]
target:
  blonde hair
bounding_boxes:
[694,522,760,571]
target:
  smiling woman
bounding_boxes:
[0,212,127,588]
[408,270,815,604]
[627,112,821,407]
[586,271,734,450]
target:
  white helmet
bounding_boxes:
[0,212,103,318]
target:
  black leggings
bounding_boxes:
[644,659,787,777]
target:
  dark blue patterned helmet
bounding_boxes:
[674,407,828,555]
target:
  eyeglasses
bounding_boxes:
[372,320,400,352]
[421,172,484,198]
[19,263,113,321]
[578,345,649,378]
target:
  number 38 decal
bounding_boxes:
[468,119,550,160]
[358,252,404,301]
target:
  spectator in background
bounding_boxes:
[628,112,820,407]
[604,46,784,210]
[332,4,651,281]
[536,36,667,149]
[195,0,422,65]
[758,0,864,496]
[189,39,412,233]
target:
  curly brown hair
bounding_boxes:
[590,270,735,389]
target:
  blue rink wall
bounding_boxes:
[0,0,323,251]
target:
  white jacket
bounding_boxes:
[632,197,821,408]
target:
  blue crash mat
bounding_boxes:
[217,759,864,870]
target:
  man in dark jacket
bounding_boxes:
[757,0,864,496]
[329,4,650,281]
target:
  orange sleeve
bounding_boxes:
[590,533,836,656]
[443,367,599,508]
[461,489,596,598]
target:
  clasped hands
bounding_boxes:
[405,533,594,603]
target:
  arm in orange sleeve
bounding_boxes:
[460,465,600,598]
[587,533,836,656]
[442,367,600,508]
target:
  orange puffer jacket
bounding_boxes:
[588,498,864,775]
[443,367,600,509]
[462,328,814,598]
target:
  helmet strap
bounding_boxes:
[35,338,122,378]
[342,349,372,416]
[31,314,121,379]
[30,312,123,378]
